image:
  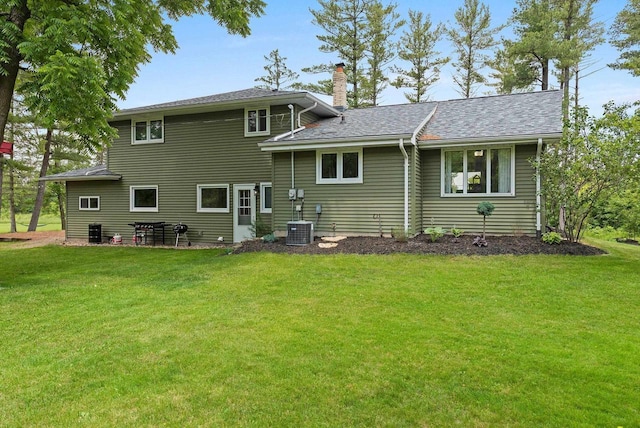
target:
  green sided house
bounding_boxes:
[44,66,563,244]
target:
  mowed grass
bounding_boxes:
[0,241,638,426]
[0,213,62,233]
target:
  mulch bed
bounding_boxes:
[235,234,606,256]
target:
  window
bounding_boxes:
[132,118,164,144]
[260,182,272,214]
[197,184,229,213]
[79,196,100,211]
[245,107,270,136]
[316,149,363,184]
[442,147,514,196]
[130,186,158,212]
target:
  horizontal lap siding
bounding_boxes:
[273,147,406,237]
[66,106,295,243]
[421,145,538,236]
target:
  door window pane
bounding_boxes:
[238,189,252,225]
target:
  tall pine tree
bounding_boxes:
[391,10,449,103]
[448,0,502,98]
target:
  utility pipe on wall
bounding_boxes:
[399,139,409,233]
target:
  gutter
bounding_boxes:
[272,102,318,141]
[411,105,438,146]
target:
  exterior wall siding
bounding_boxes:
[65,105,298,243]
[272,146,409,237]
[421,144,539,235]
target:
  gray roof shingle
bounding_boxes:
[264,90,563,146]
[115,88,309,116]
[41,165,121,182]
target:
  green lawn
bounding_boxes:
[0,213,62,233]
[0,240,638,426]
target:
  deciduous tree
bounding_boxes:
[0,0,265,149]
[539,102,640,242]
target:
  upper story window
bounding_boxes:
[79,196,100,211]
[132,118,164,144]
[316,149,363,184]
[442,146,515,196]
[245,107,270,137]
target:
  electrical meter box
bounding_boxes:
[288,189,297,200]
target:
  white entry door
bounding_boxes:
[233,184,256,243]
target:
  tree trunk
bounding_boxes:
[28,128,52,231]
[57,186,66,230]
[0,156,4,219]
[0,1,30,145]
[541,58,549,90]
[9,151,16,233]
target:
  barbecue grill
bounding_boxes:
[173,223,190,247]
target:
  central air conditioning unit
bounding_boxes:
[286,221,314,246]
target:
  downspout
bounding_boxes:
[273,102,319,141]
[399,138,409,233]
[536,138,543,238]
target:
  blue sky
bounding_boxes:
[119,0,638,117]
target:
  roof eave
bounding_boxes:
[40,175,122,182]
[113,92,340,120]
[259,134,412,152]
[417,132,563,149]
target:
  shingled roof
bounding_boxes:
[113,88,339,119]
[40,165,121,182]
[261,90,563,149]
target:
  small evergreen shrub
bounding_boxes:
[262,233,278,243]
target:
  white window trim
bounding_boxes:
[130,185,159,212]
[79,196,100,211]
[316,148,364,184]
[197,184,230,213]
[244,107,270,137]
[440,146,516,197]
[260,182,272,214]
[132,117,164,144]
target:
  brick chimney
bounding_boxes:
[332,62,347,111]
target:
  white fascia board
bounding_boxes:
[39,175,122,182]
[417,133,562,149]
[259,135,411,152]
